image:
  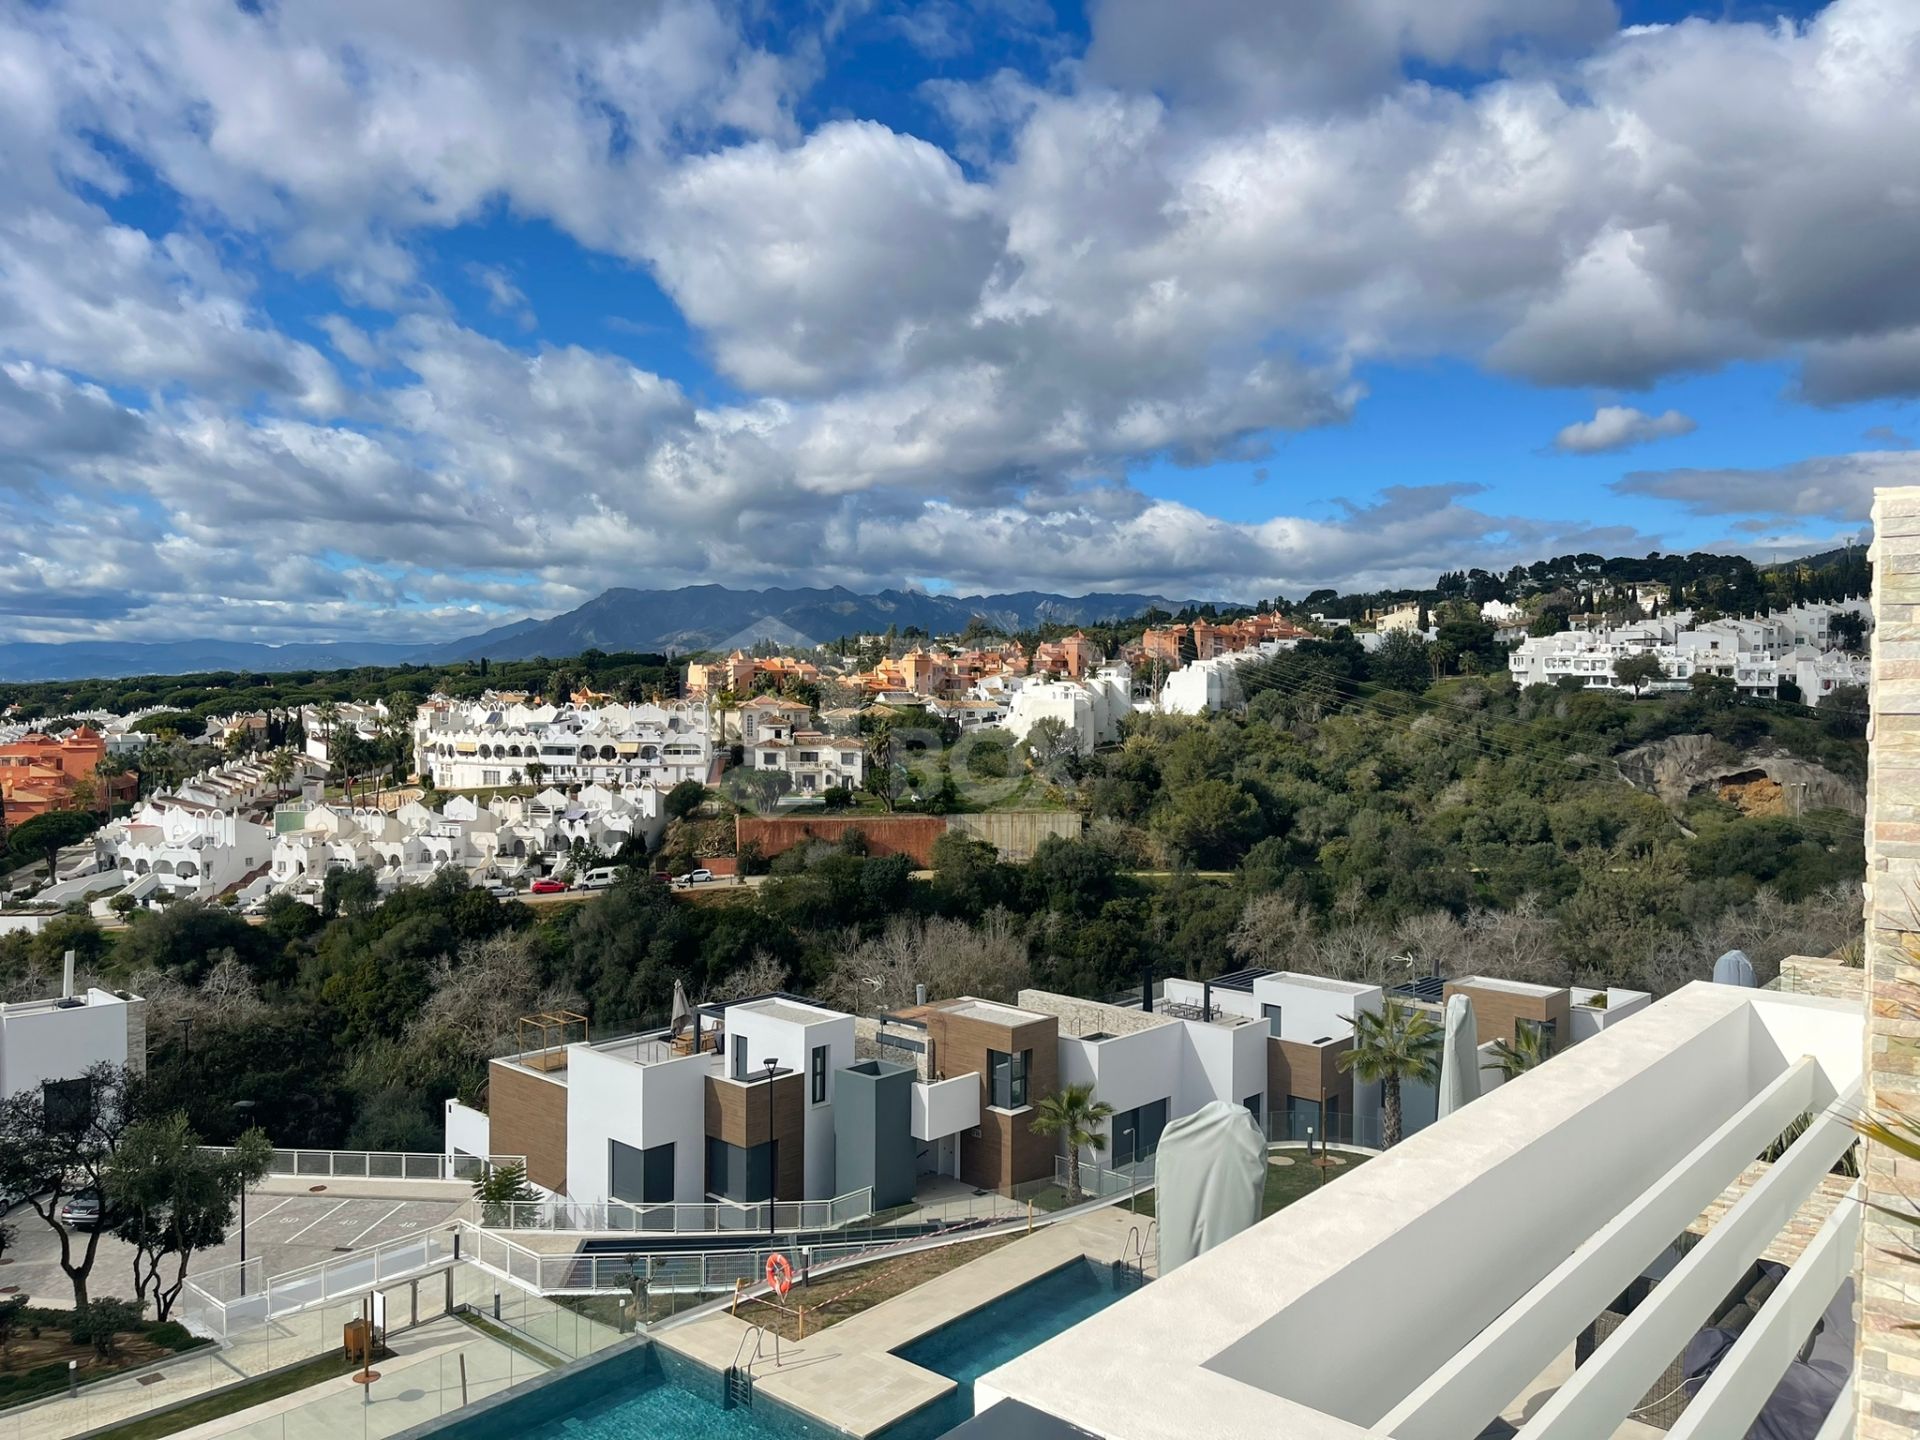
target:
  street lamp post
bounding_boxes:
[763,1060,779,1237]
[232,1100,256,1296]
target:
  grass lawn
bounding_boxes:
[81,1349,389,1440]
[736,1232,1020,1342]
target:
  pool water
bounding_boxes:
[886,1258,1130,1437]
[430,1259,1131,1440]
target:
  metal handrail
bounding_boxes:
[731,1318,781,1374]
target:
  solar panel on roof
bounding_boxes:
[1392,975,1448,1004]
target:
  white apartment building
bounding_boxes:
[997,664,1132,754]
[0,970,146,1101]
[100,801,272,901]
[269,783,665,893]
[1508,602,1869,704]
[301,700,389,765]
[1158,644,1295,715]
[414,698,710,792]
[1021,989,1269,1170]
[740,696,867,796]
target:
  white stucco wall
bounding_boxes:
[1252,973,1382,1044]
[912,1074,980,1140]
[565,1044,713,1205]
[444,1099,491,1162]
[0,989,133,1101]
[723,1000,857,1199]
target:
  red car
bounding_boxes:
[530,878,569,894]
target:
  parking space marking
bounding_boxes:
[242,1195,295,1231]
[283,1198,352,1243]
[345,1202,407,1249]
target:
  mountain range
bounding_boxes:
[0,585,1214,682]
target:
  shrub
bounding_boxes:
[70,1298,141,1358]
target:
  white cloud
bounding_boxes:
[1614,451,1920,520]
[1,0,1919,642]
[1553,404,1696,454]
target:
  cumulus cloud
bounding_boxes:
[1553,404,1696,454]
[1,0,1919,641]
[1614,451,1920,520]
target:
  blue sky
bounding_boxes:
[0,0,1914,643]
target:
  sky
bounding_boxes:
[0,0,1916,645]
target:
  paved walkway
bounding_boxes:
[658,1206,1138,1439]
[0,1261,621,1440]
[163,1316,539,1440]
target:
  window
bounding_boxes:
[988,1048,1031,1109]
[1111,1098,1168,1168]
[1262,1002,1283,1038]
[732,1034,748,1081]
[1518,1017,1558,1054]
[811,1044,829,1105]
[610,1139,676,1205]
[1244,1094,1262,1123]
[482,769,501,786]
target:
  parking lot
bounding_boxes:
[0,1188,466,1308]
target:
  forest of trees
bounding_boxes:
[0,662,1865,1155]
[0,650,678,728]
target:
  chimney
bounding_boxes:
[914,983,928,1006]
[691,1010,701,1054]
[1202,981,1213,1024]
[1141,966,1153,1014]
[62,948,75,1000]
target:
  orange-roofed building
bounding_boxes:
[1032,631,1098,678]
[0,726,136,826]
[1141,625,1187,667]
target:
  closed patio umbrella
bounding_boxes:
[669,978,692,1037]
[1712,949,1756,987]
[1436,992,1480,1119]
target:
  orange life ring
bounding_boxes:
[765,1252,795,1299]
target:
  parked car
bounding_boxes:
[673,868,715,888]
[575,866,621,891]
[529,878,568,895]
[60,1191,102,1230]
[486,884,516,899]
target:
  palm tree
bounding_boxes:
[1338,999,1444,1148]
[523,759,548,791]
[265,748,297,792]
[1030,1082,1114,1201]
[1488,1023,1552,1081]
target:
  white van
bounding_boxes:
[576,866,622,891]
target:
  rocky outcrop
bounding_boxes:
[1614,734,1863,817]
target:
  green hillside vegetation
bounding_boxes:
[0,650,677,727]
[0,659,1861,1155]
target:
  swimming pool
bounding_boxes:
[886,1257,1131,1436]
[421,1258,1133,1440]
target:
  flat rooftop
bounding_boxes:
[730,997,842,1027]
[1451,975,1562,997]
[1266,972,1378,995]
[0,988,139,1018]
[939,998,1051,1027]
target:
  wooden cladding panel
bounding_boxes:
[704,1072,805,1201]
[1268,1036,1354,1113]
[487,1061,568,1193]
[923,1007,1060,1191]
[1444,983,1572,1050]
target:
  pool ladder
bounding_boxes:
[1119,1222,1157,1285]
[725,1321,782,1408]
